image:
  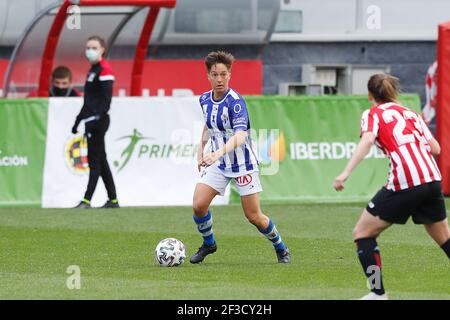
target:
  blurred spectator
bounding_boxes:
[28,66,81,97]
[422,61,437,124]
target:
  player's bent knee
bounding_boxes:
[425,221,450,246]
[352,226,378,240]
[245,214,259,226]
[352,227,360,239]
[244,210,265,227]
[192,199,208,217]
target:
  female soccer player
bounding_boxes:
[190,51,290,264]
[72,36,119,209]
[334,74,450,300]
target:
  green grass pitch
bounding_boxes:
[0,202,449,300]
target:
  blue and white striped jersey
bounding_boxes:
[200,88,259,177]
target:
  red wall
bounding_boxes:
[436,22,450,194]
[0,59,8,89]
[0,59,262,96]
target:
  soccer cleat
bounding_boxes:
[276,248,291,263]
[73,200,91,209]
[101,199,120,209]
[358,292,389,300]
[190,242,217,264]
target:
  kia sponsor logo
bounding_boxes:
[235,175,253,186]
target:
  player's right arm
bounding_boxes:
[334,109,378,191]
[197,124,209,171]
[334,132,375,191]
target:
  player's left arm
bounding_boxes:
[418,115,441,155]
[428,138,441,156]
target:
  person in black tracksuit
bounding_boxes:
[72,35,119,209]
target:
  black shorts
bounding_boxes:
[366,181,447,225]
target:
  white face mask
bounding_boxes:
[85,49,101,63]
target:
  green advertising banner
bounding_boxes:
[230,95,421,203]
[0,96,421,207]
[0,99,48,206]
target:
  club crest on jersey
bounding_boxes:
[87,72,96,82]
[221,113,229,125]
[235,174,252,186]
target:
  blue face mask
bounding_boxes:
[85,49,100,63]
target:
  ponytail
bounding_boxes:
[367,74,400,103]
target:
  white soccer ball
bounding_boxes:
[155,238,186,267]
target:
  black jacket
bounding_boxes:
[75,59,114,123]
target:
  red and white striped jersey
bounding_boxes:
[422,61,438,124]
[361,102,441,191]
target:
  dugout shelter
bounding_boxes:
[2,0,176,98]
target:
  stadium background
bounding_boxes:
[1,0,449,207]
[0,0,449,301]
[0,0,446,102]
